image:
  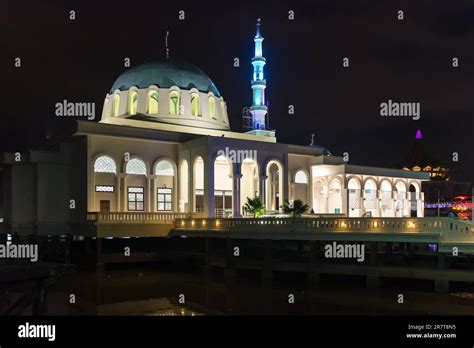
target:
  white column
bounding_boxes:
[360,189,366,217]
[282,163,289,208]
[115,175,120,212]
[203,158,215,218]
[149,175,157,212]
[118,174,126,212]
[375,190,381,217]
[188,158,194,214]
[419,192,424,217]
[233,173,243,217]
[173,171,178,212]
[259,175,267,206]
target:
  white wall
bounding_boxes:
[89,135,178,212]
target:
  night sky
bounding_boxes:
[2,0,473,181]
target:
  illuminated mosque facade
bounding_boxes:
[2,20,429,238]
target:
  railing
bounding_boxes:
[88,212,189,223]
[173,216,474,242]
[214,208,232,218]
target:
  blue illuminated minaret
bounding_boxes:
[249,18,268,130]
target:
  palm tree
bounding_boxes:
[281,199,309,218]
[243,196,265,217]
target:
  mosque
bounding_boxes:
[1,20,429,240]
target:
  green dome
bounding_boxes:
[110,60,221,96]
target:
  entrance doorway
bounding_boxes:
[409,184,417,217]
[100,200,110,213]
[214,190,232,217]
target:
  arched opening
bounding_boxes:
[179,160,189,212]
[409,183,419,217]
[191,93,201,116]
[380,180,393,217]
[112,94,120,117]
[169,90,180,115]
[363,179,378,217]
[266,160,283,212]
[193,156,204,212]
[313,179,325,213]
[154,160,175,211]
[214,155,233,217]
[240,158,259,216]
[94,155,117,174]
[125,158,147,211]
[221,101,228,123]
[348,178,361,217]
[94,155,117,212]
[125,158,146,175]
[147,90,159,115]
[208,96,216,119]
[328,178,343,214]
[294,170,309,205]
[395,181,407,217]
[127,90,138,115]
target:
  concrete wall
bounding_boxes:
[6,165,35,234]
[36,162,71,235]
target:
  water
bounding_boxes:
[45,264,474,316]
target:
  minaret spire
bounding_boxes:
[256,17,261,38]
[249,17,268,131]
[164,29,170,60]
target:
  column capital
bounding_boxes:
[259,174,268,180]
[233,173,243,180]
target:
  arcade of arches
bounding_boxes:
[91,154,424,218]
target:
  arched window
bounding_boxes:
[221,101,228,123]
[190,93,201,116]
[125,158,147,175]
[169,91,180,115]
[112,94,120,117]
[147,90,159,115]
[155,160,175,176]
[294,170,308,184]
[94,156,117,174]
[208,96,216,119]
[128,90,138,115]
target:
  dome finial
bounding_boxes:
[310,133,315,146]
[164,29,170,60]
[256,17,262,38]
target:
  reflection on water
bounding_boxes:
[145,307,201,316]
[98,297,202,316]
[46,264,474,316]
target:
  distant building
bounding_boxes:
[401,129,472,216]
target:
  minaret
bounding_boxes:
[249,18,268,130]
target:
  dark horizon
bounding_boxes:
[2,0,473,181]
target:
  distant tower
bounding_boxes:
[245,18,275,137]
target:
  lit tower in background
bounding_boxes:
[244,18,275,137]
